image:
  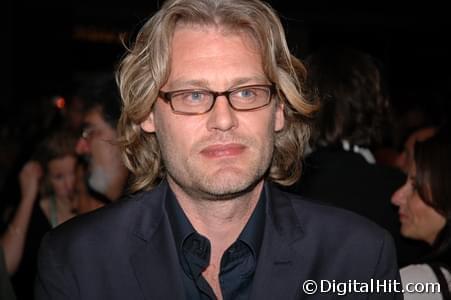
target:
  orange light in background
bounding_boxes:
[55,96,66,110]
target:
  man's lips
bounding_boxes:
[200,143,246,158]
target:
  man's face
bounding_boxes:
[141,26,284,200]
[76,107,119,194]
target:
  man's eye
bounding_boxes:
[236,89,256,98]
[189,92,204,101]
[178,91,207,105]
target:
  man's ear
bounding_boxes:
[274,102,285,132]
[141,111,156,133]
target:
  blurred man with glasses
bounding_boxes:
[74,74,129,205]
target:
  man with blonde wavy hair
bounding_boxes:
[36,0,401,299]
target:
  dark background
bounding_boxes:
[6,0,451,109]
[3,0,451,168]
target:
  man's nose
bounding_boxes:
[206,96,238,132]
[76,137,91,155]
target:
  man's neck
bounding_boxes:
[167,178,264,300]
[167,178,264,253]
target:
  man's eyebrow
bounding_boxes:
[166,79,210,90]
[166,75,269,90]
[229,76,269,87]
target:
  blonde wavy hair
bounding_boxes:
[117,0,317,192]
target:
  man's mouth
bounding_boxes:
[200,143,246,158]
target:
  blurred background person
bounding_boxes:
[286,45,427,266]
[34,131,78,228]
[74,73,129,204]
[392,125,451,299]
[0,130,78,300]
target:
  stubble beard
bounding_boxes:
[160,134,274,201]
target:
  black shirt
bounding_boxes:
[166,187,266,300]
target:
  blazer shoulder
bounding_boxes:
[43,187,165,252]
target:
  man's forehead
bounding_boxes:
[166,26,266,91]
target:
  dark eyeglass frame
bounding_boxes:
[158,84,276,115]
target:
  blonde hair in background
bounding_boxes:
[34,130,78,197]
[116,0,317,192]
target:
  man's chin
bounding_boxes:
[167,158,268,201]
[194,173,262,201]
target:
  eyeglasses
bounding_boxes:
[81,126,95,140]
[158,84,275,115]
[81,126,103,142]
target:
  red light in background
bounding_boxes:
[55,96,65,110]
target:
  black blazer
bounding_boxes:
[36,181,402,299]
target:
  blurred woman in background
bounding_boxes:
[392,126,451,299]
[0,130,78,299]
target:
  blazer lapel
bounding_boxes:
[251,183,307,300]
[129,182,186,300]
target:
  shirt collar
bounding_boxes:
[165,186,195,256]
[341,140,376,164]
[237,187,266,260]
[165,183,266,261]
